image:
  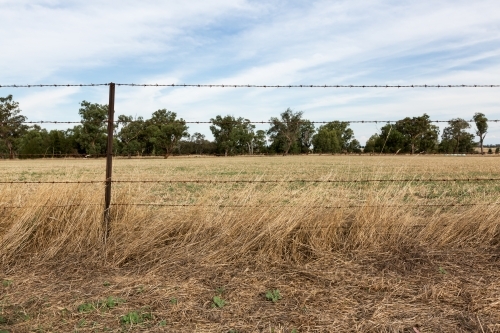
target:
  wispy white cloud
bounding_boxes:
[1,0,499,143]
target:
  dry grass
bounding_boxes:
[1,155,500,332]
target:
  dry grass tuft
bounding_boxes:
[1,156,500,332]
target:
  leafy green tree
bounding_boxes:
[374,124,406,154]
[116,115,146,157]
[234,119,256,154]
[210,115,237,156]
[298,120,315,153]
[18,125,49,158]
[473,112,488,154]
[0,95,28,159]
[312,121,359,153]
[439,118,474,153]
[363,134,379,154]
[268,108,303,155]
[312,126,340,153]
[76,101,108,156]
[145,109,189,158]
[252,129,268,154]
[394,114,438,154]
[191,132,206,154]
[210,115,254,156]
[417,124,440,153]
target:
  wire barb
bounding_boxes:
[1,83,500,89]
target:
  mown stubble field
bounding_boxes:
[1,155,500,332]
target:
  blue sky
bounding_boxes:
[1,0,499,144]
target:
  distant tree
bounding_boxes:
[252,129,268,154]
[439,118,474,153]
[268,108,303,155]
[363,134,379,154]
[46,130,74,156]
[191,132,206,154]
[488,148,493,154]
[298,120,315,153]
[312,126,340,154]
[495,147,499,154]
[394,114,439,154]
[76,101,108,156]
[145,109,189,158]
[473,112,488,154]
[210,115,255,156]
[210,115,237,156]
[116,115,146,158]
[234,119,256,154]
[312,121,359,153]
[371,124,406,154]
[18,125,49,158]
[0,95,28,159]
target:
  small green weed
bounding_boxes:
[98,296,124,310]
[0,315,7,324]
[212,296,227,308]
[158,320,167,327]
[291,329,299,333]
[439,267,447,274]
[265,289,282,303]
[0,330,9,333]
[169,298,177,305]
[120,311,152,325]
[103,281,111,287]
[1,280,12,287]
[77,319,86,327]
[77,302,95,313]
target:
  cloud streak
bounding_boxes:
[1,0,499,144]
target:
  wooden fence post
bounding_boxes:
[103,82,115,242]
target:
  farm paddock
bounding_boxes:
[1,155,500,332]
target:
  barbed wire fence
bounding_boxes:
[1,82,500,239]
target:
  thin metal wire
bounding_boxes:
[1,202,495,210]
[110,178,500,183]
[1,178,499,184]
[116,84,500,88]
[3,119,499,125]
[1,83,499,89]
[111,202,497,208]
[0,204,101,209]
[0,84,109,88]
[0,180,104,184]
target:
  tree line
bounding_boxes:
[0,94,497,158]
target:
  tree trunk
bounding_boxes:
[7,141,14,159]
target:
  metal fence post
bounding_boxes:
[104,82,115,242]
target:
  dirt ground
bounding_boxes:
[2,247,500,333]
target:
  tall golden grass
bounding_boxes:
[1,156,499,268]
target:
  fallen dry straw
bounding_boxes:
[1,157,500,332]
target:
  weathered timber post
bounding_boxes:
[103,82,115,242]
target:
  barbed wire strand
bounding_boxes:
[116,84,500,88]
[1,178,499,184]
[2,83,500,88]
[1,202,497,210]
[2,119,499,125]
[110,178,500,183]
[0,84,109,88]
[110,202,497,208]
